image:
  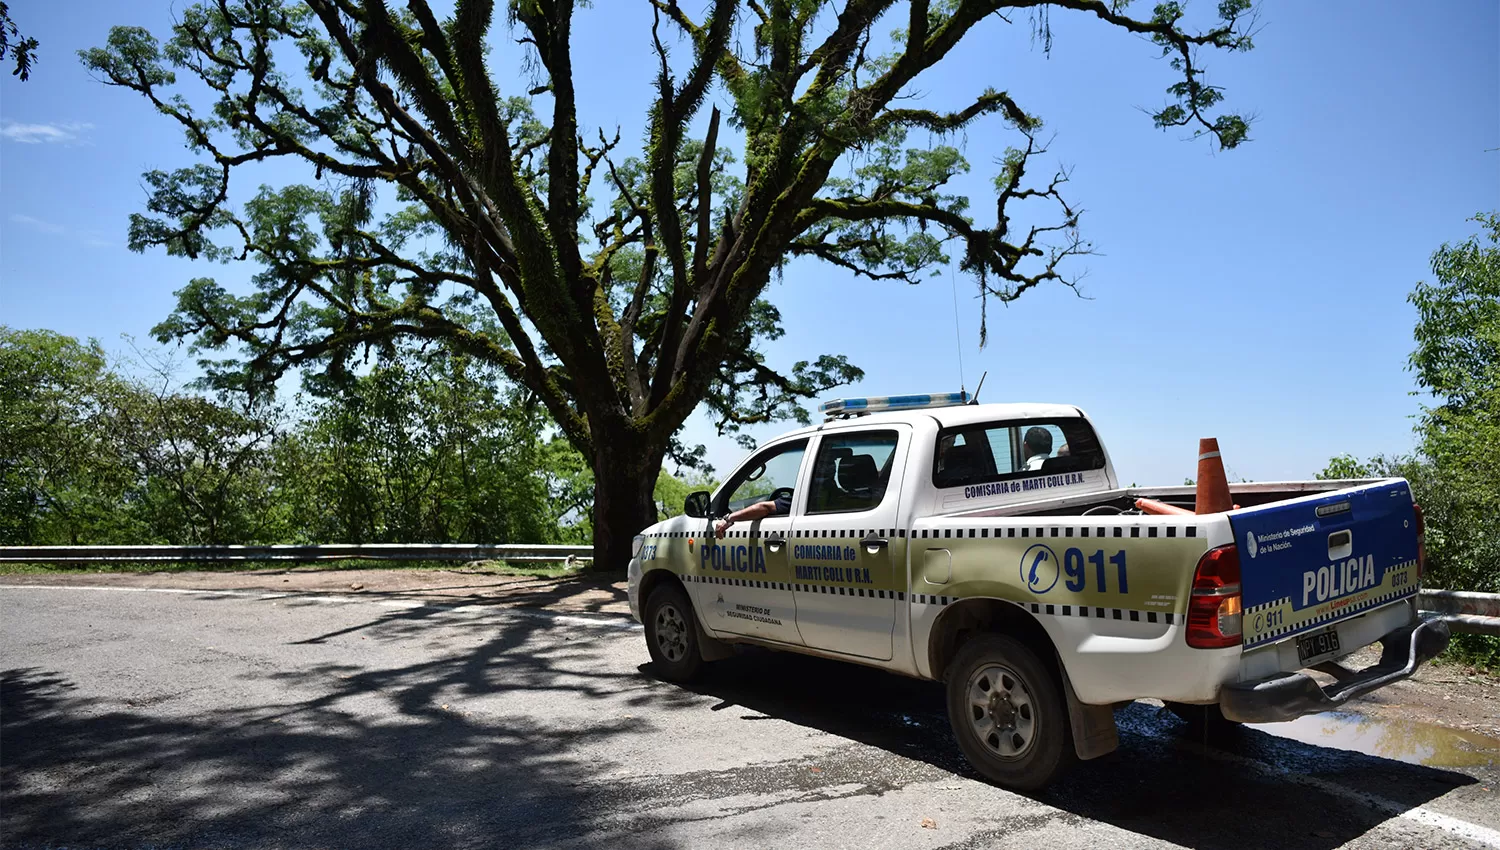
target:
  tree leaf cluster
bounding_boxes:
[1317,212,1500,669]
[0,328,695,548]
[0,2,38,80]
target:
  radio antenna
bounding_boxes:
[970,371,988,404]
[950,265,966,393]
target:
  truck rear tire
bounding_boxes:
[945,633,1074,791]
[644,583,704,683]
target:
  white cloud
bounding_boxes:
[9,214,66,234]
[0,121,94,144]
[9,215,115,249]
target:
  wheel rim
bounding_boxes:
[966,663,1037,760]
[654,602,689,663]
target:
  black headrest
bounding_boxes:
[837,454,878,491]
[943,443,982,476]
[1042,454,1101,474]
[816,446,853,469]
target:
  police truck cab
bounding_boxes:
[626,392,1449,790]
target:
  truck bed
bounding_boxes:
[910,476,1424,704]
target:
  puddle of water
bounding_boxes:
[1249,711,1500,768]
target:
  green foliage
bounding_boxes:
[1317,212,1500,670]
[535,438,597,543]
[1314,453,1376,481]
[532,439,724,542]
[1410,213,1500,416]
[0,329,589,549]
[83,0,1257,565]
[0,2,39,80]
[105,383,283,545]
[1447,633,1500,673]
[703,299,865,449]
[0,328,287,545]
[654,468,723,521]
[1407,213,1500,597]
[0,559,506,576]
[269,345,562,545]
[0,328,129,544]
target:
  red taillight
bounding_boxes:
[1186,544,1243,649]
[1413,503,1426,582]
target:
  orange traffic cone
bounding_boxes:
[1195,438,1234,514]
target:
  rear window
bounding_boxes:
[932,418,1106,489]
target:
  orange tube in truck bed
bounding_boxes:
[1135,498,1194,516]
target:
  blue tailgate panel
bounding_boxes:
[1230,482,1420,650]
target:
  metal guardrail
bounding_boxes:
[1419,589,1500,618]
[0,545,1492,634]
[0,544,593,564]
[1418,589,1500,637]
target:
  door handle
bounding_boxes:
[861,534,888,552]
[765,533,785,553]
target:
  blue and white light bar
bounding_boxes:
[819,391,970,417]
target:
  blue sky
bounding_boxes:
[1,0,1496,487]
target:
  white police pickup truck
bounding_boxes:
[626,393,1450,790]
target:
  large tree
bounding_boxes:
[83,0,1254,568]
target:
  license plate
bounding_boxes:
[1297,626,1342,665]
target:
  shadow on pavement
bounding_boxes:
[4,591,1481,850]
[273,568,632,615]
[655,648,1478,850]
[1,603,661,850]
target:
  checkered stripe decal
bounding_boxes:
[1023,602,1176,624]
[684,575,1174,623]
[1243,596,1291,618]
[905,592,1174,623]
[685,573,904,599]
[1245,585,1418,647]
[657,524,1198,627]
[710,529,898,538]
[654,523,1200,539]
[907,524,1198,539]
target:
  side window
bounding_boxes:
[807,431,900,514]
[933,418,1106,489]
[719,440,808,513]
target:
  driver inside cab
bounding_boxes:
[713,489,792,538]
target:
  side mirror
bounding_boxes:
[684,490,711,519]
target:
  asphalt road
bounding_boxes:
[3,586,1498,850]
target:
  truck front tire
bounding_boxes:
[946,633,1074,791]
[644,583,704,683]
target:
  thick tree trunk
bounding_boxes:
[589,433,666,573]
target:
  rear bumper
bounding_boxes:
[1219,617,1451,724]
